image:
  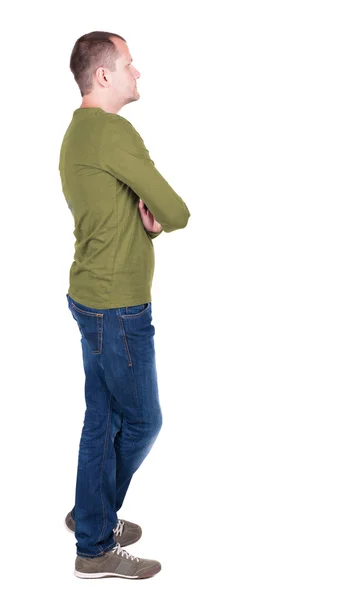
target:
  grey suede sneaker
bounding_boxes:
[64,511,142,547]
[74,543,161,579]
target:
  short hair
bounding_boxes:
[69,31,126,97]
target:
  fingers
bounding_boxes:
[138,199,149,213]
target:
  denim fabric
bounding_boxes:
[66,293,163,558]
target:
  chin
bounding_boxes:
[125,95,138,105]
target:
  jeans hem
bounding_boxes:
[76,540,117,558]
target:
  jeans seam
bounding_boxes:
[97,315,103,354]
[71,301,104,318]
[118,314,133,367]
[97,394,113,542]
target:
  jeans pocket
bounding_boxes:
[122,302,151,318]
[70,300,104,354]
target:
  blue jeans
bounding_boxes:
[66,293,163,558]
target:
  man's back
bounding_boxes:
[59,106,190,309]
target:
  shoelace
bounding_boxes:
[111,542,140,562]
[113,520,125,537]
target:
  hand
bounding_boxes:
[138,199,163,233]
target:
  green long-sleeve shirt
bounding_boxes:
[59,107,191,309]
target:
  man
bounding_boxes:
[58,30,191,580]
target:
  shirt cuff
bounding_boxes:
[146,229,163,239]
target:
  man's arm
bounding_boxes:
[146,229,163,239]
[100,116,191,233]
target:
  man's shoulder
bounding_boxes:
[101,113,145,149]
[102,112,135,131]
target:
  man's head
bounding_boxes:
[69,31,141,113]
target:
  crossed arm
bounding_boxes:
[100,115,191,237]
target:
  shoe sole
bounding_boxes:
[74,565,161,579]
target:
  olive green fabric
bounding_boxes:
[59,107,191,309]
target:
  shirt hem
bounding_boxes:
[67,289,152,310]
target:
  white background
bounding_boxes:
[1,0,352,598]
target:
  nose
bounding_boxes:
[133,66,141,79]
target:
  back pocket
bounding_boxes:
[70,300,104,354]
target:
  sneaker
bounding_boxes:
[64,511,142,547]
[74,542,161,579]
